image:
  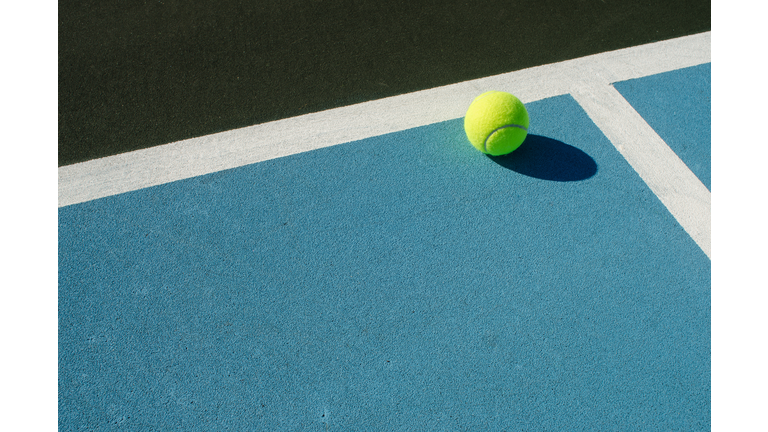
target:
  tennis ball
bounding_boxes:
[464,91,529,156]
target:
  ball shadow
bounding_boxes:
[488,134,597,182]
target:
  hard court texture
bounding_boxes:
[58,2,711,430]
[59,94,710,430]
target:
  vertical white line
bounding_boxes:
[572,83,711,259]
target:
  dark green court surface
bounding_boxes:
[59,0,710,166]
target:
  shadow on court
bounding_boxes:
[489,134,597,182]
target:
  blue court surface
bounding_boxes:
[59,36,712,430]
[614,63,711,191]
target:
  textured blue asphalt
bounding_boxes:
[59,91,710,429]
[614,63,712,190]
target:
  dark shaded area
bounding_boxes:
[59,0,710,166]
[489,135,597,182]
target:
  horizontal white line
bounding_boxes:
[59,31,710,208]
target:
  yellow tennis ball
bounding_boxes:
[464,91,529,156]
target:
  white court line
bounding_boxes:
[59,32,711,258]
[572,84,711,258]
[59,32,710,208]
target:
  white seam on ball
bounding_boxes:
[483,124,528,153]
